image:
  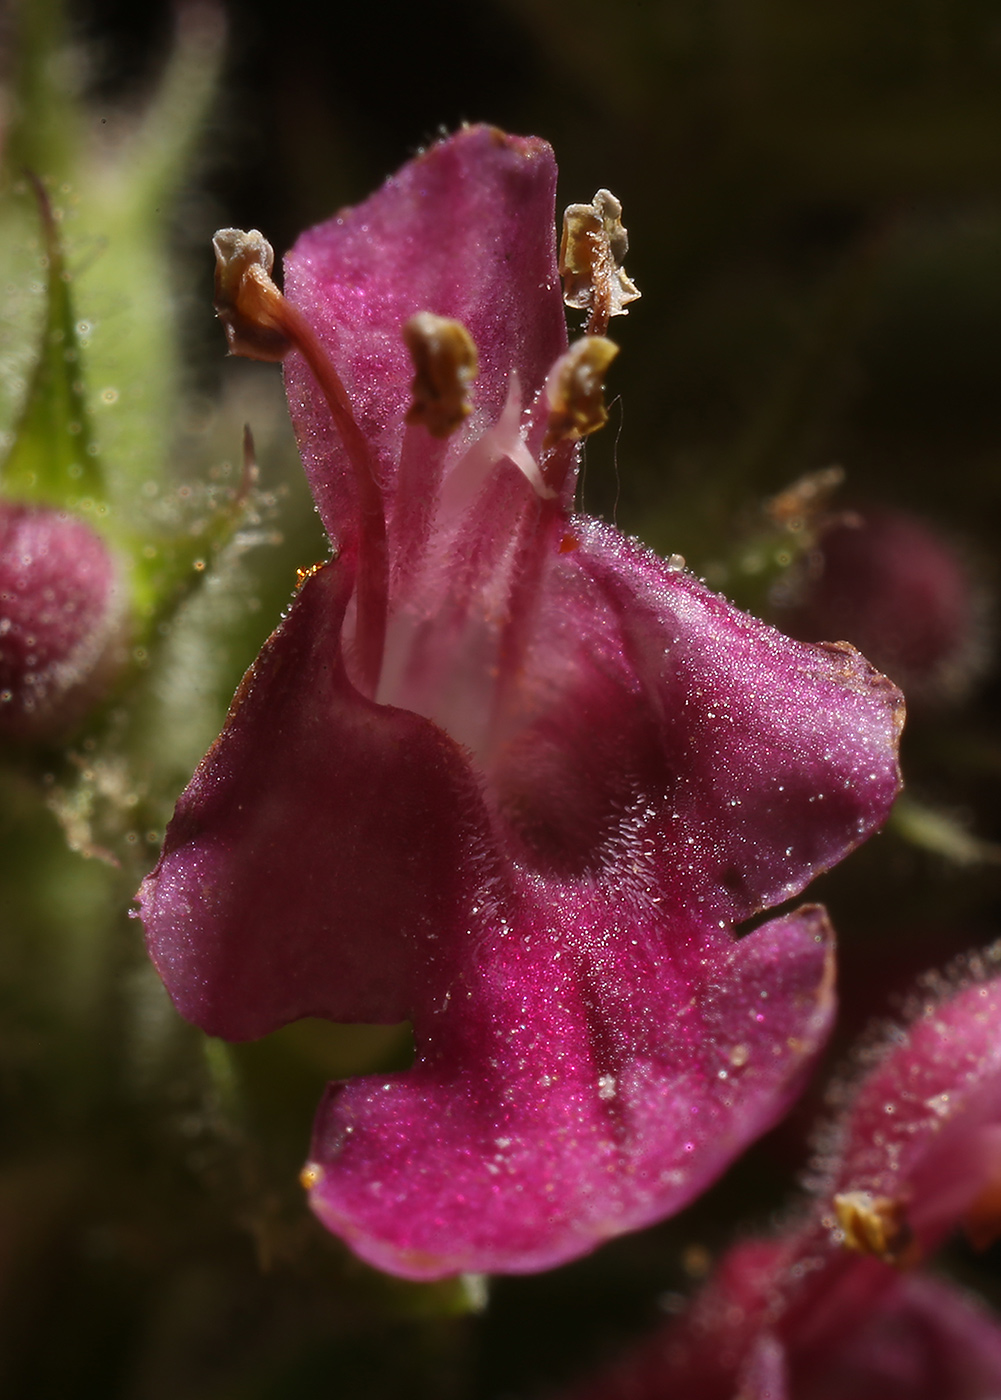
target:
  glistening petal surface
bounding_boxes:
[305,905,835,1279]
[488,518,904,914]
[139,561,497,1038]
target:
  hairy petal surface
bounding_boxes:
[139,561,498,1038]
[826,967,1001,1256]
[305,905,834,1279]
[490,519,904,913]
[564,966,1001,1399]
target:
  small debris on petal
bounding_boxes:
[544,336,619,447]
[295,562,325,590]
[559,189,640,335]
[403,312,479,438]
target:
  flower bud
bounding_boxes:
[0,502,125,741]
[779,507,985,707]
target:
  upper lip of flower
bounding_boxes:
[139,124,904,1280]
[210,152,591,755]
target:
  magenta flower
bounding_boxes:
[139,127,902,1279]
[571,957,1001,1400]
[0,501,124,740]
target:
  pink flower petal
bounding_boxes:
[283,126,567,556]
[489,518,903,913]
[825,964,1001,1255]
[140,559,497,1037]
[304,906,834,1279]
[564,967,1001,1398]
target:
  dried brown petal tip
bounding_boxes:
[403,312,479,438]
[833,1191,915,1264]
[559,189,640,336]
[544,336,619,447]
[212,228,293,362]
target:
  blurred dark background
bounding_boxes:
[15,0,1001,1394]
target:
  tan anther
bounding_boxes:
[834,1191,915,1264]
[403,312,479,438]
[544,336,619,447]
[212,228,294,362]
[559,189,640,336]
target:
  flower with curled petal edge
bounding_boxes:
[567,951,1001,1400]
[138,126,903,1280]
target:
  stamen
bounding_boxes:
[833,1190,915,1264]
[559,190,640,336]
[403,313,479,439]
[544,336,619,448]
[212,229,294,361]
[212,228,389,697]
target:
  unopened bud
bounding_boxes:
[0,503,126,741]
[778,507,985,709]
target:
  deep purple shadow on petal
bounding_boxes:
[573,1248,1001,1400]
[787,1272,1001,1400]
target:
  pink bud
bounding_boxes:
[782,508,985,707]
[0,502,125,741]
